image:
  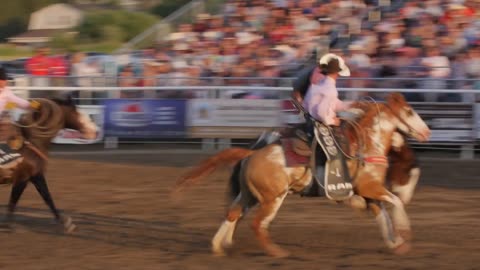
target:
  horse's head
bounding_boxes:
[386,93,431,142]
[52,96,98,140]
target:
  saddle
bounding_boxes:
[281,111,357,201]
[280,128,312,167]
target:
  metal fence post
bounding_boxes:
[104,137,118,149]
[460,144,475,160]
[201,138,215,151]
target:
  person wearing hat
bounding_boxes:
[300,53,352,199]
[0,67,41,171]
[303,53,351,126]
[0,67,40,112]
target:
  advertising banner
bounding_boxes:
[104,99,186,138]
[187,99,282,138]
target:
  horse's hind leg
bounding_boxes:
[30,174,76,233]
[212,192,255,256]
[251,192,289,258]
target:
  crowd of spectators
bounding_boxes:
[15,0,480,102]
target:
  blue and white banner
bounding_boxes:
[104,99,186,138]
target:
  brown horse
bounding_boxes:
[173,92,431,257]
[0,96,97,233]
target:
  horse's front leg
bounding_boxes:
[391,167,420,205]
[357,180,411,254]
[30,173,76,233]
[0,179,29,231]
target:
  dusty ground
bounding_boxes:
[0,153,477,270]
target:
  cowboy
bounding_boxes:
[0,67,40,171]
[303,53,351,127]
[300,53,353,199]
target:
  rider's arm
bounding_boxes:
[4,89,30,109]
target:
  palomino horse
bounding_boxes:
[0,96,97,233]
[173,92,430,257]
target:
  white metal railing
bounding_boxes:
[9,86,479,159]
[9,85,480,94]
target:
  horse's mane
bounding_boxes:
[342,101,390,150]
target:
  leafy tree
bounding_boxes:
[76,10,158,43]
[150,0,190,18]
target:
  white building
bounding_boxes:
[8,4,84,46]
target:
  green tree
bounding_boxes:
[150,0,190,18]
[76,10,158,43]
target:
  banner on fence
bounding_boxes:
[187,99,282,138]
[103,99,186,138]
[411,103,474,142]
[53,105,104,144]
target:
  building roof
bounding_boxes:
[7,29,64,44]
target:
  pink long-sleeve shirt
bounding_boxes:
[302,76,348,125]
[0,87,30,112]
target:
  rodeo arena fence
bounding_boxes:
[8,76,480,160]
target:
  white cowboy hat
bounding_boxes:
[319,53,351,77]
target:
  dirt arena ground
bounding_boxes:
[0,152,478,270]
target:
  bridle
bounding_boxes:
[385,104,425,141]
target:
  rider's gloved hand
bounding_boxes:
[330,117,341,126]
[30,100,41,110]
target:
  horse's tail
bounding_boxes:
[171,147,255,195]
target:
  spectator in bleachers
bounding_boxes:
[25,46,51,97]
[49,49,68,87]
[13,0,480,102]
[420,45,451,101]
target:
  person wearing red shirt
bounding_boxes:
[25,47,52,98]
[49,54,68,87]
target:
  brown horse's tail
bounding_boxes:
[171,147,255,195]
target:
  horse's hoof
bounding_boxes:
[63,217,76,234]
[266,245,290,258]
[393,241,411,255]
[348,195,367,210]
[212,247,226,257]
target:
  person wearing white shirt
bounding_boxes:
[300,54,353,199]
[303,53,351,126]
[0,67,40,170]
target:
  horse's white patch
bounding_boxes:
[381,192,411,233]
[392,168,420,205]
[223,219,238,247]
[348,195,367,210]
[370,114,398,154]
[376,209,405,249]
[212,220,236,254]
[391,132,405,150]
[378,113,397,131]
[399,109,430,141]
[362,165,384,182]
[266,145,286,166]
[260,192,288,229]
[78,112,97,140]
